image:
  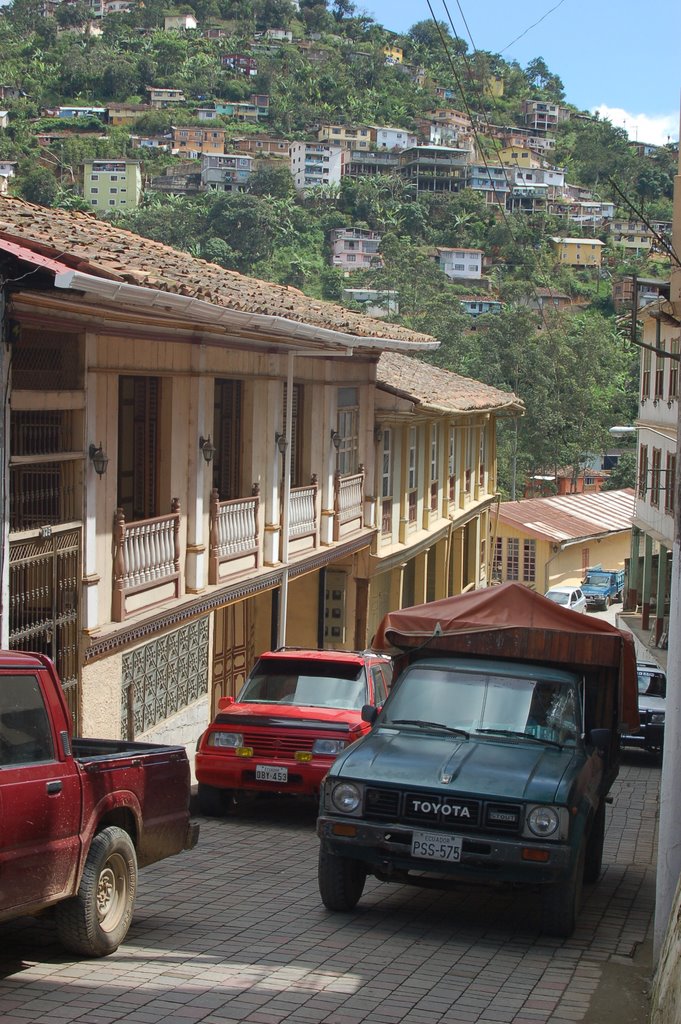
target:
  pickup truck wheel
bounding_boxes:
[55,826,137,957]
[584,803,606,884]
[197,782,237,817]
[540,842,584,938]
[318,847,366,911]
[603,596,610,610]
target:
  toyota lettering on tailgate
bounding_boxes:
[404,793,480,827]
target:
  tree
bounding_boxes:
[16,165,58,206]
[204,192,281,270]
[247,163,296,199]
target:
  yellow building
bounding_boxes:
[493,489,635,593]
[383,44,403,64]
[550,236,605,267]
[317,124,372,150]
[497,146,541,168]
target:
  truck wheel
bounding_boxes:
[584,803,606,884]
[318,847,366,911]
[55,826,137,957]
[603,596,610,610]
[197,782,237,817]
[540,843,584,937]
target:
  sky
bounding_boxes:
[361,0,681,146]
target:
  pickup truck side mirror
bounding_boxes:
[361,704,378,725]
[589,728,611,757]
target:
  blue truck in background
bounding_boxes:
[581,567,625,610]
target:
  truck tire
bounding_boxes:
[603,596,610,610]
[55,826,137,957]
[540,842,584,937]
[583,803,606,884]
[197,782,236,817]
[318,847,366,911]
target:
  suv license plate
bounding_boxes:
[255,765,288,783]
[411,830,462,862]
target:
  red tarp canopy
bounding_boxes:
[372,582,639,727]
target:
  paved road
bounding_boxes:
[0,749,659,1024]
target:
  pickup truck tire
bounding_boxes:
[603,596,610,610]
[540,842,584,938]
[55,826,137,957]
[584,803,606,884]
[197,782,237,817]
[318,847,366,911]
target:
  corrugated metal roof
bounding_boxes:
[497,488,635,543]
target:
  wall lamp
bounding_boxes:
[88,443,109,477]
[330,429,342,451]
[373,424,384,444]
[275,431,288,454]
[199,435,216,464]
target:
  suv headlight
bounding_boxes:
[313,738,346,756]
[526,806,560,838]
[206,731,244,749]
[331,781,362,813]
[649,713,665,724]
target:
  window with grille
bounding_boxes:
[665,453,676,515]
[638,445,648,498]
[430,424,439,511]
[506,538,519,580]
[669,338,679,399]
[651,448,661,507]
[336,387,358,476]
[448,426,457,500]
[118,376,159,521]
[282,381,303,486]
[493,537,502,580]
[213,379,243,499]
[523,539,536,583]
[12,329,83,390]
[641,347,651,400]
[479,426,486,487]
[407,426,417,523]
[381,428,393,534]
[465,428,475,493]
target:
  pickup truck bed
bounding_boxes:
[0,651,199,956]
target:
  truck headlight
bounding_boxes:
[331,782,362,813]
[649,713,665,725]
[527,806,560,838]
[207,731,244,749]
[313,738,346,756]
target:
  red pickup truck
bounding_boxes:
[0,650,199,957]
[195,648,393,815]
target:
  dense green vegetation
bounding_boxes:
[0,0,673,494]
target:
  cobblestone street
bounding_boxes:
[0,751,659,1024]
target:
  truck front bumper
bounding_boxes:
[317,815,572,886]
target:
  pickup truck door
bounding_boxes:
[0,671,81,913]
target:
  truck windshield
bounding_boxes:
[586,575,610,586]
[382,665,578,746]
[239,662,367,710]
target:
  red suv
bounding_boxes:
[195,648,393,815]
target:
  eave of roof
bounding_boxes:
[376,350,523,415]
[497,489,635,544]
[0,196,438,351]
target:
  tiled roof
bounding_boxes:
[376,351,522,414]
[498,488,635,543]
[0,196,434,346]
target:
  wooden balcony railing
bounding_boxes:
[113,499,181,621]
[333,466,365,540]
[287,476,318,547]
[209,485,260,584]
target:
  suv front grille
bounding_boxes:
[363,787,522,835]
[242,732,315,757]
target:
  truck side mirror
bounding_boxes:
[361,704,378,725]
[218,696,235,710]
[589,728,611,756]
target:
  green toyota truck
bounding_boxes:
[316,582,639,936]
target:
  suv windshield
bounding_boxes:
[382,664,578,746]
[239,658,368,710]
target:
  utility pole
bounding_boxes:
[654,115,681,960]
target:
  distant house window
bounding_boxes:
[506,538,519,581]
[654,344,665,400]
[91,174,99,180]
[642,347,651,400]
[669,338,679,398]
[522,540,536,583]
[493,537,502,580]
[448,425,456,500]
